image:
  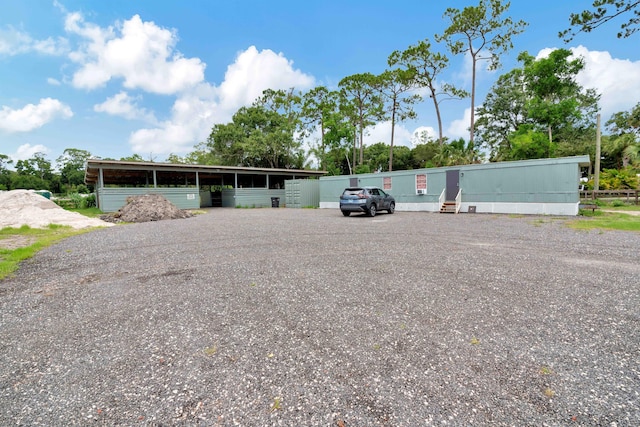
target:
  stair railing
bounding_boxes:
[455,189,462,213]
[439,188,445,209]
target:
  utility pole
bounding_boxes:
[594,113,601,196]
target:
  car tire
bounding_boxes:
[341,210,351,216]
[388,202,395,214]
[368,205,376,217]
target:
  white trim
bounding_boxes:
[462,202,579,216]
[321,201,580,216]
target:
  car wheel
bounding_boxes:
[388,202,395,214]
[341,210,351,217]
[368,204,376,217]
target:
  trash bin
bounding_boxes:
[271,197,280,208]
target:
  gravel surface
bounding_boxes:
[1,209,639,426]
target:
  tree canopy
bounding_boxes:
[560,0,640,41]
[476,48,600,161]
[436,0,528,144]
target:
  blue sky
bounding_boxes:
[1,0,639,166]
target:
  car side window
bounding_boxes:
[370,189,379,196]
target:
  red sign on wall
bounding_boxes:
[383,177,392,190]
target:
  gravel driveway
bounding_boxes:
[1,209,639,426]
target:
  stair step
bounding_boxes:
[440,201,458,213]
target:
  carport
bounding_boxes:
[84,159,325,212]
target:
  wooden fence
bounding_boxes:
[580,189,639,204]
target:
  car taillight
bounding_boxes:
[358,194,368,199]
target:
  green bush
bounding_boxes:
[592,168,639,190]
[85,193,96,208]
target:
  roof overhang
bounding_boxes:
[84,159,326,186]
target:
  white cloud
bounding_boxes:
[47,77,62,86]
[129,46,315,155]
[11,143,50,162]
[94,91,157,123]
[66,13,205,94]
[447,107,471,140]
[0,98,73,132]
[217,46,315,111]
[569,45,640,119]
[363,121,413,148]
[0,26,68,56]
[410,126,438,146]
[535,46,640,120]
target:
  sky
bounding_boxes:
[1,0,639,167]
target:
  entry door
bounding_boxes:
[445,169,460,200]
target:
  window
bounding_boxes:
[383,177,392,190]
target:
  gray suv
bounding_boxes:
[339,186,395,217]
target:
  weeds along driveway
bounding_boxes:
[1,208,639,426]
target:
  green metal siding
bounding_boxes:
[320,170,446,204]
[319,156,588,208]
[233,188,286,208]
[96,187,200,212]
[285,179,320,208]
[461,162,580,203]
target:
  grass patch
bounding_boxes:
[0,224,93,280]
[65,207,103,217]
[569,211,640,232]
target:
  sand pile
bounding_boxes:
[0,190,114,229]
[100,194,194,223]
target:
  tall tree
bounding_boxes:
[519,49,600,153]
[436,0,527,144]
[477,49,600,161]
[13,152,55,191]
[377,69,421,171]
[119,154,146,162]
[607,102,640,135]
[184,142,222,165]
[300,86,342,171]
[207,105,304,169]
[0,154,14,190]
[560,0,640,41]
[56,148,92,191]
[604,102,640,166]
[255,88,303,134]
[475,67,531,160]
[410,141,442,168]
[388,38,467,145]
[339,73,385,166]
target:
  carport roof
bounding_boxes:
[84,159,326,186]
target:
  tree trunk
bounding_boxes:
[389,105,396,171]
[433,86,444,145]
[470,55,477,144]
[320,121,326,171]
[352,129,357,172]
[359,122,364,166]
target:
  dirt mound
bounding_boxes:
[0,190,113,229]
[100,194,194,223]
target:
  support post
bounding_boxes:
[594,113,601,196]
